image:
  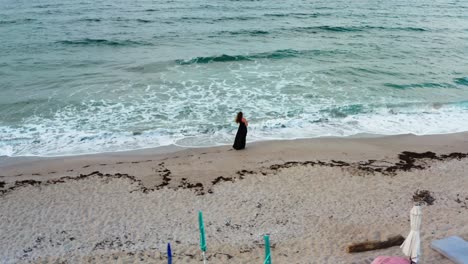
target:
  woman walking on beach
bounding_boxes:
[233,112,248,150]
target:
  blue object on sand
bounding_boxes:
[431,236,468,264]
[167,243,172,264]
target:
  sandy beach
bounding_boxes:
[1,133,468,263]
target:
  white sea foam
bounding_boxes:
[2,61,468,157]
[1,100,467,157]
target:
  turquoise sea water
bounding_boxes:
[1,0,468,156]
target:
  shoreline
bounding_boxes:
[1,132,467,263]
[1,131,467,166]
[0,130,464,160]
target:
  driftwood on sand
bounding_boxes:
[347,235,405,253]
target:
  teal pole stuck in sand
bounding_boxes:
[264,235,271,264]
[198,211,207,264]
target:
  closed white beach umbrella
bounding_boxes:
[400,206,422,263]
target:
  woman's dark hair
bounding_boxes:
[235,112,243,123]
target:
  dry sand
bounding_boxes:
[1,133,468,263]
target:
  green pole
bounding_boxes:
[264,235,271,264]
[198,211,207,263]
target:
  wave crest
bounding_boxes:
[290,25,427,33]
[384,82,455,89]
[175,49,330,64]
[56,38,152,47]
[454,77,468,86]
[0,18,36,25]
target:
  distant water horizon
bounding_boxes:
[1,0,468,157]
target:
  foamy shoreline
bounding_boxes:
[1,133,467,263]
[0,131,464,164]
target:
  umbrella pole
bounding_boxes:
[202,251,207,264]
[167,243,172,264]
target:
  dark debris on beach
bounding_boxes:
[264,151,468,176]
[1,151,467,197]
[413,189,436,205]
[455,194,468,209]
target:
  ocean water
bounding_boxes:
[1,0,468,156]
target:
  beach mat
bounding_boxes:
[431,236,468,264]
[370,256,410,264]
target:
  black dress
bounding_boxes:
[233,121,247,150]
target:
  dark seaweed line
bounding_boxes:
[0,166,206,197]
[1,151,467,197]
[0,171,143,197]
[259,151,468,176]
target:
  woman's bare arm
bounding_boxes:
[242,118,248,127]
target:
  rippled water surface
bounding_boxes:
[1,0,468,156]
